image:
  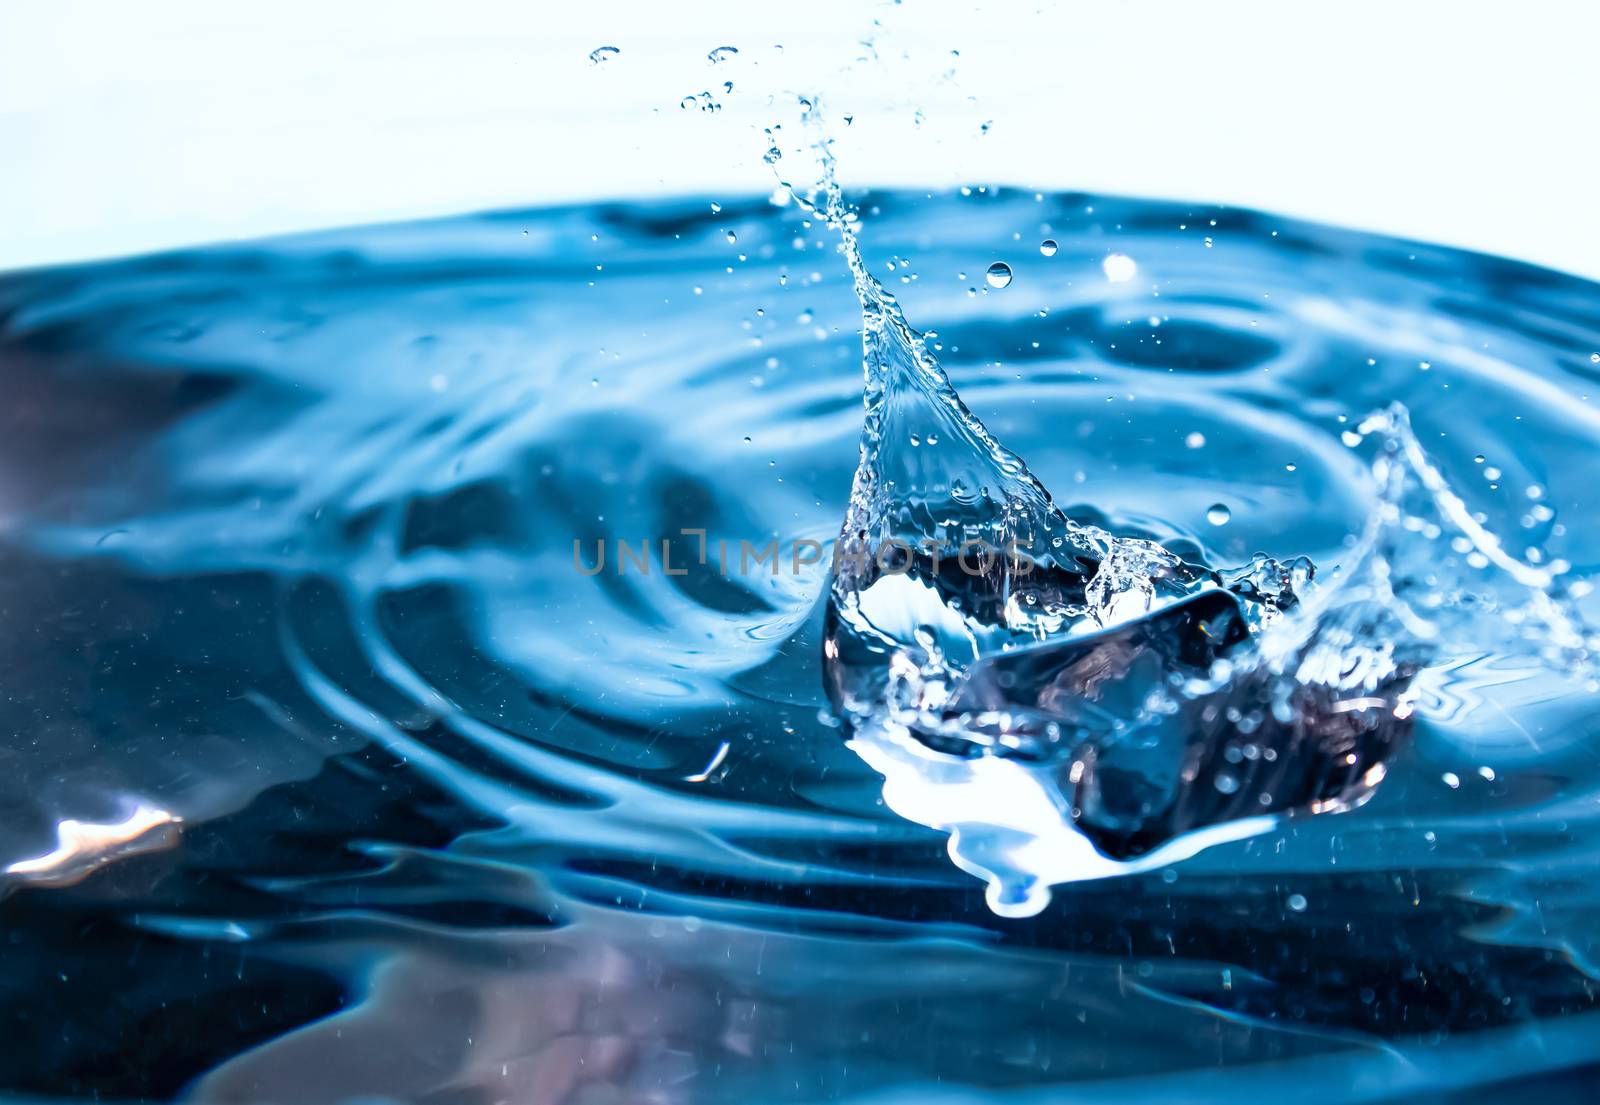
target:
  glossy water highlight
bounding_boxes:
[2,188,1600,1102]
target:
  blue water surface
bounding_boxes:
[1,189,1599,1104]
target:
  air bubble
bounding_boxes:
[985,262,1013,289]
[1185,432,1206,449]
[1287,894,1308,912]
[1039,239,1058,257]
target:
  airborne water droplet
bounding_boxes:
[1039,239,1058,257]
[588,46,620,65]
[1207,503,1232,526]
[707,45,739,63]
[985,262,1013,290]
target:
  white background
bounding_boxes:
[2,0,1596,276]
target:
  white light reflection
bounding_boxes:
[1101,252,1138,283]
[850,724,1273,918]
[5,804,181,887]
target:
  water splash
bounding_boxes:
[797,127,1598,916]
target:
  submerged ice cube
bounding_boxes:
[824,531,1419,916]
[939,590,1411,861]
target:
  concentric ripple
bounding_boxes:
[1,189,1598,1102]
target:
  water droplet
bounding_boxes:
[1287,893,1308,912]
[1185,432,1206,449]
[985,262,1013,290]
[1039,239,1058,257]
[707,45,739,63]
[1102,253,1137,283]
[1442,771,1461,789]
[725,231,738,245]
[1206,503,1232,526]
[588,46,620,65]
[1592,353,1600,363]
